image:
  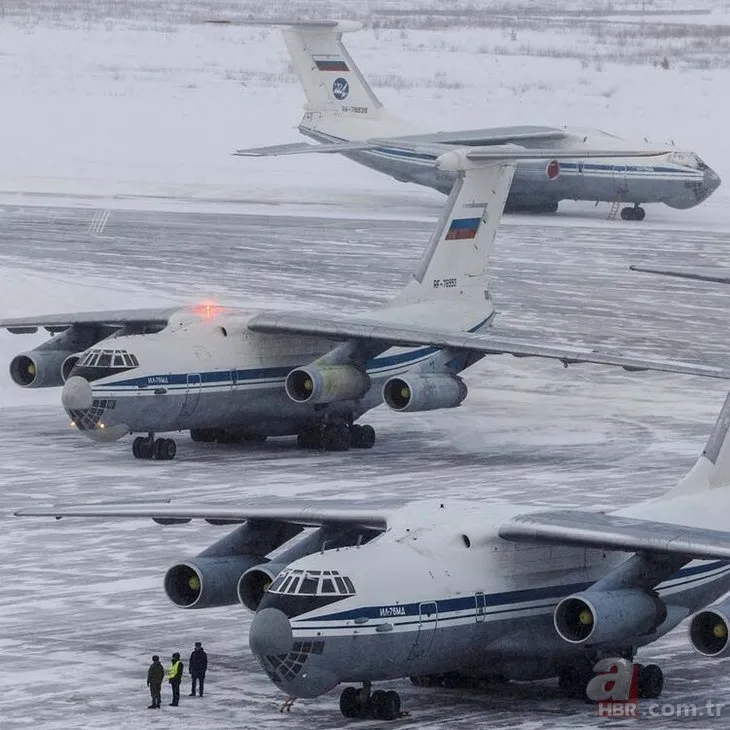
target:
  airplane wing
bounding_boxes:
[0,308,178,334]
[246,310,730,380]
[500,509,730,561]
[630,264,730,284]
[236,139,667,160]
[14,502,389,531]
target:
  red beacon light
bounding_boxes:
[195,301,223,320]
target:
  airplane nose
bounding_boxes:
[62,376,93,410]
[249,608,294,657]
[704,166,722,196]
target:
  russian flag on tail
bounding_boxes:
[314,57,349,72]
[445,217,481,240]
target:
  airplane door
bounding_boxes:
[613,164,628,193]
[181,373,202,416]
[408,601,438,659]
[475,592,486,623]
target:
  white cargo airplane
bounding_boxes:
[2,147,728,461]
[16,389,730,720]
[232,19,721,221]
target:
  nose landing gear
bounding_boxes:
[132,434,177,460]
[339,684,404,721]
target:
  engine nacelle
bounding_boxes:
[238,561,288,611]
[689,600,730,657]
[285,364,370,404]
[61,354,82,382]
[383,373,467,412]
[165,555,264,609]
[10,350,75,388]
[554,589,666,646]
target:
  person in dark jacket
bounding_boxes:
[168,652,184,706]
[189,641,208,697]
[146,655,164,709]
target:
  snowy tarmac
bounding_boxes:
[2,204,730,729]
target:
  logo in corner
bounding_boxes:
[332,77,349,100]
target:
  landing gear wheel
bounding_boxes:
[133,435,155,460]
[154,438,176,461]
[558,665,594,699]
[243,433,267,443]
[339,686,360,718]
[323,424,351,452]
[620,205,646,221]
[296,427,321,450]
[189,428,204,443]
[351,424,376,449]
[637,663,663,699]
[371,689,400,720]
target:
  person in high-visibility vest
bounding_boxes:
[167,652,184,706]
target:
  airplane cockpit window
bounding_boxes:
[70,348,140,383]
[268,569,356,597]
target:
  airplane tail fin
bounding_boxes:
[275,20,415,140]
[672,392,730,496]
[391,149,517,311]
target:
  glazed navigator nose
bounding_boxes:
[704,166,722,197]
[62,376,93,410]
[249,608,294,657]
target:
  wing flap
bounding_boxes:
[500,509,730,561]
[14,503,389,531]
[247,311,730,380]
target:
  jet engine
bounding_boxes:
[164,521,303,609]
[10,350,75,388]
[382,373,467,412]
[689,600,730,657]
[554,589,666,646]
[285,364,370,404]
[61,354,82,382]
[165,555,264,609]
[8,325,106,388]
[238,561,288,611]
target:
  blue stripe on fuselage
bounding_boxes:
[296,559,730,625]
[91,316,492,391]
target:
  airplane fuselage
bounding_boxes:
[61,307,488,443]
[248,500,730,698]
[302,125,720,212]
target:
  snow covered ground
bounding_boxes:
[2,3,730,728]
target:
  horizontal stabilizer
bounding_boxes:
[206,19,362,33]
[630,264,730,285]
[235,140,377,157]
[501,509,730,561]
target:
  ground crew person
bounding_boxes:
[168,652,184,706]
[146,655,164,709]
[189,641,208,697]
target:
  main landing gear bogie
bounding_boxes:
[558,661,663,700]
[297,423,376,452]
[339,685,402,721]
[132,434,176,461]
[620,204,646,221]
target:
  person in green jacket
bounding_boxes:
[168,652,184,706]
[146,655,164,709]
